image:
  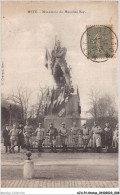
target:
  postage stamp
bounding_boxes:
[87,25,114,59]
[80,25,118,62]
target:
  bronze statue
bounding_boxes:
[44,40,78,115]
[50,40,72,88]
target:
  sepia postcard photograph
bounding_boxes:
[1,1,119,193]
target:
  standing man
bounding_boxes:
[112,123,119,152]
[104,122,112,152]
[23,121,33,151]
[81,123,91,152]
[2,124,11,153]
[47,123,58,152]
[33,123,45,152]
[71,122,80,152]
[17,122,24,152]
[9,123,19,153]
[91,121,103,153]
[59,123,68,152]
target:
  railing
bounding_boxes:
[30,135,93,148]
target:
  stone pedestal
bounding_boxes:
[23,160,34,179]
[65,95,79,116]
[44,94,81,132]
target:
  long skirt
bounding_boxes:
[4,138,11,146]
[104,132,112,147]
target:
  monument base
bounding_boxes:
[44,115,81,132]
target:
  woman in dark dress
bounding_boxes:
[17,122,24,152]
[2,124,11,153]
[104,122,112,152]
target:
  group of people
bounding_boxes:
[2,121,119,153]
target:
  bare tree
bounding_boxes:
[87,89,118,119]
[8,86,32,122]
[88,88,100,119]
[98,95,117,118]
[35,85,48,122]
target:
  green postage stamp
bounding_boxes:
[87,25,114,59]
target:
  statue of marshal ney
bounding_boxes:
[50,40,72,89]
[44,40,81,131]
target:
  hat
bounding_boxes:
[62,122,65,125]
[50,123,53,125]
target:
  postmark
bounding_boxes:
[80,25,118,62]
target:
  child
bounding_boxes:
[2,124,11,153]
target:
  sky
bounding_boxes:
[1,2,118,116]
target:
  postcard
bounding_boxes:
[1,1,119,194]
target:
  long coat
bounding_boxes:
[92,126,103,148]
[17,126,24,146]
[104,127,112,147]
[2,129,11,146]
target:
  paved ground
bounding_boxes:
[1,180,118,188]
[1,145,119,188]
